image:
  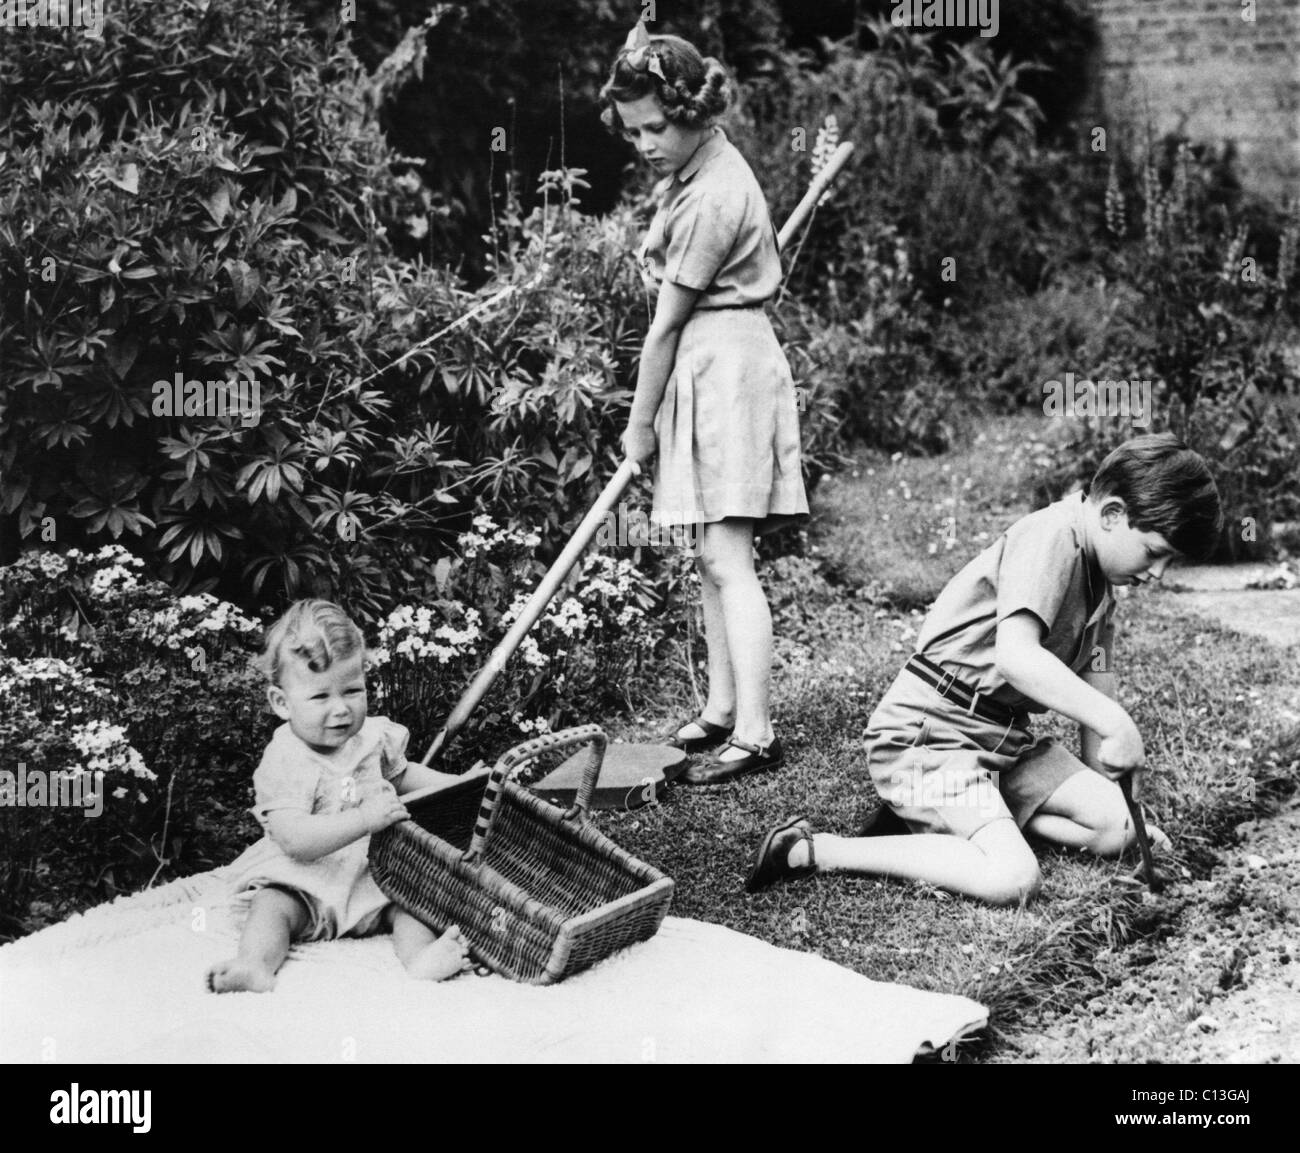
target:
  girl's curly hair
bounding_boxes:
[599,34,732,134]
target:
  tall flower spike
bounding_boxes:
[811,116,840,207]
[1277,206,1297,289]
[1105,161,1126,239]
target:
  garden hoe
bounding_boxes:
[1120,773,1165,894]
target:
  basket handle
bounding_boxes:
[463,724,607,864]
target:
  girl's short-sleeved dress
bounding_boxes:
[226,716,409,941]
[636,125,809,531]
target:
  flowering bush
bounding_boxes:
[0,655,153,794]
[0,545,266,936]
[370,517,661,758]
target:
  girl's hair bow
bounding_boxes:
[622,20,666,82]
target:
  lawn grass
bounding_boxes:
[807,411,1055,607]
[595,413,1300,1059]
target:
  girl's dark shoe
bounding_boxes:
[663,715,733,754]
[745,815,815,892]
[681,736,784,785]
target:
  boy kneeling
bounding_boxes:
[747,434,1222,905]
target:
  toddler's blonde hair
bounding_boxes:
[256,599,366,686]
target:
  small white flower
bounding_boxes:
[37,552,68,578]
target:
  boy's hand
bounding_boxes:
[1095,712,1146,784]
[358,791,409,834]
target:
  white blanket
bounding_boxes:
[0,871,986,1063]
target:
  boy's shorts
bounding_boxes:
[864,663,1090,839]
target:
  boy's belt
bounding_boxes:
[905,653,1018,727]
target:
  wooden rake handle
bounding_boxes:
[420,463,637,765]
[777,141,854,251]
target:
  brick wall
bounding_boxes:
[1088,0,1300,196]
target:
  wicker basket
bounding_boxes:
[368,724,674,984]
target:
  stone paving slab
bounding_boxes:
[1165,563,1282,592]
[1174,589,1300,647]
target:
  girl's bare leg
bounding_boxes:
[208,887,309,993]
[673,560,738,742]
[698,519,774,759]
[391,910,471,981]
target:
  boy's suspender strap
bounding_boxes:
[905,654,1018,727]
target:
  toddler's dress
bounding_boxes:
[226,716,410,940]
[636,125,809,531]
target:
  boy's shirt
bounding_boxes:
[915,492,1115,714]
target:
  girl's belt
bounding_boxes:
[904,653,1019,727]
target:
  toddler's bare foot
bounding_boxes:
[404,924,472,981]
[206,958,277,993]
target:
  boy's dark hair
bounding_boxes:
[1087,433,1223,560]
[599,34,732,134]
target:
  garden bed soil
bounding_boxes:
[997,791,1300,1063]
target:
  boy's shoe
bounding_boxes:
[855,803,912,837]
[745,815,815,892]
[681,736,784,785]
[663,715,733,754]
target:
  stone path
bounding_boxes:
[1164,565,1300,1063]
[1164,562,1300,648]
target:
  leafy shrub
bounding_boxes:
[947,273,1118,408]
[779,0,1099,143]
[1039,142,1300,558]
[738,20,1049,317]
[776,272,959,459]
[0,0,470,615]
[0,2,679,622]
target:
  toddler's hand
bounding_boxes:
[358,791,409,834]
[1095,712,1145,781]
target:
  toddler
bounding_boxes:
[208,599,471,992]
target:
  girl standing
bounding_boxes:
[601,24,808,784]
